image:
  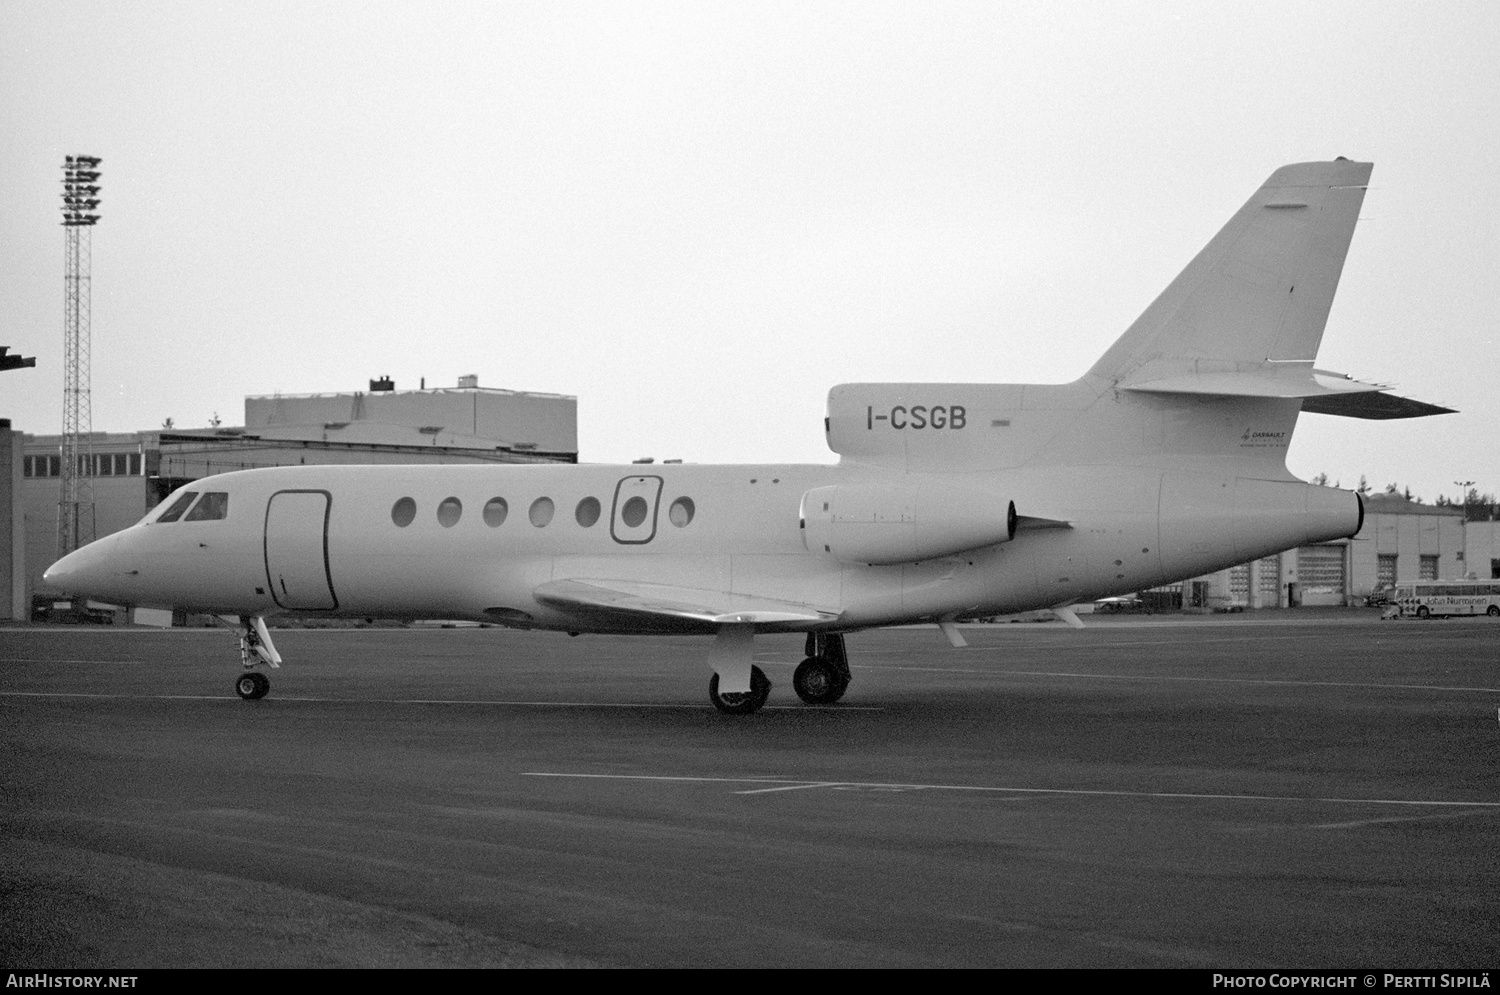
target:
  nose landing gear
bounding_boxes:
[235,615,281,700]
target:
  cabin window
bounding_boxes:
[529,497,555,527]
[437,496,463,528]
[483,497,508,527]
[184,492,229,522]
[576,496,601,527]
[621,496,649,528]
[391,497,417,527]
[155,491,199,524]
[668,497,695,528]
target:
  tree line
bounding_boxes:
[1308,474,1499,521]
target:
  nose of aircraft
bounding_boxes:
[43,534,124,598]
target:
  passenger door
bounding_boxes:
[264,490,337,609]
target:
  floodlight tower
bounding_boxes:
[58,155,102,557]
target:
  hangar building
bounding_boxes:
[3,378,576,618]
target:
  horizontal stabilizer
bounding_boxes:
[535,578,839,631]
[1121,365,1453,420]
[1299,391,1455,420]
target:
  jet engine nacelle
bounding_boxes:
[800,478,1017,565]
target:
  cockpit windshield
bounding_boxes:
[146,490,230,524]
[184,492,229,521]
[153,491,199,523]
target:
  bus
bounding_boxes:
[1390,580,1500,619]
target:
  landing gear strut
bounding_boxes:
[235,615,281,700]
[793,633,851,705]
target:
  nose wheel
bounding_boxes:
[235,671,271,700]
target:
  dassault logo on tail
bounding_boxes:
[1240,428,1288,446]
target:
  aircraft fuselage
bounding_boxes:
[48,460,1358,633]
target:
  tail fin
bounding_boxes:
[822,159,1448,475]
[1088,159,1371,385]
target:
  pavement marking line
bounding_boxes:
[1,691,235,701]
[735,781,848,795]
[11,662,1493,693]
[0,690,880,711]
[866,634,1314,654]
[520,772,1500,809]
[0,658,155,665]
[848,667,1500,694]
[1312,809,1500,831]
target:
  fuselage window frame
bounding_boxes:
[668,497,695,528]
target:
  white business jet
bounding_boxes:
[44,159,1450,714]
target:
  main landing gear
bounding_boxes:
[793,632,851,705]
[709,666,771,715]
[706,629,853,715]
[234,615,281,700]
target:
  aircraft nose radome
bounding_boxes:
[42,550,79,586]
[43,536,119,595]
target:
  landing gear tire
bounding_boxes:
[793,656,847,705]
[709,666,770,715]
[235,671,270,700]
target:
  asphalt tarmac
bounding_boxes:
[2,613,1499,968]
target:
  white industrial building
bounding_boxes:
[2,377,576,618]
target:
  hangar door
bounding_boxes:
[1296,544,1346,607]
[264,490,338,610]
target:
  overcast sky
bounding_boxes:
[2,1,1495,502]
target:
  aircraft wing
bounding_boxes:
[533,578,841,631]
